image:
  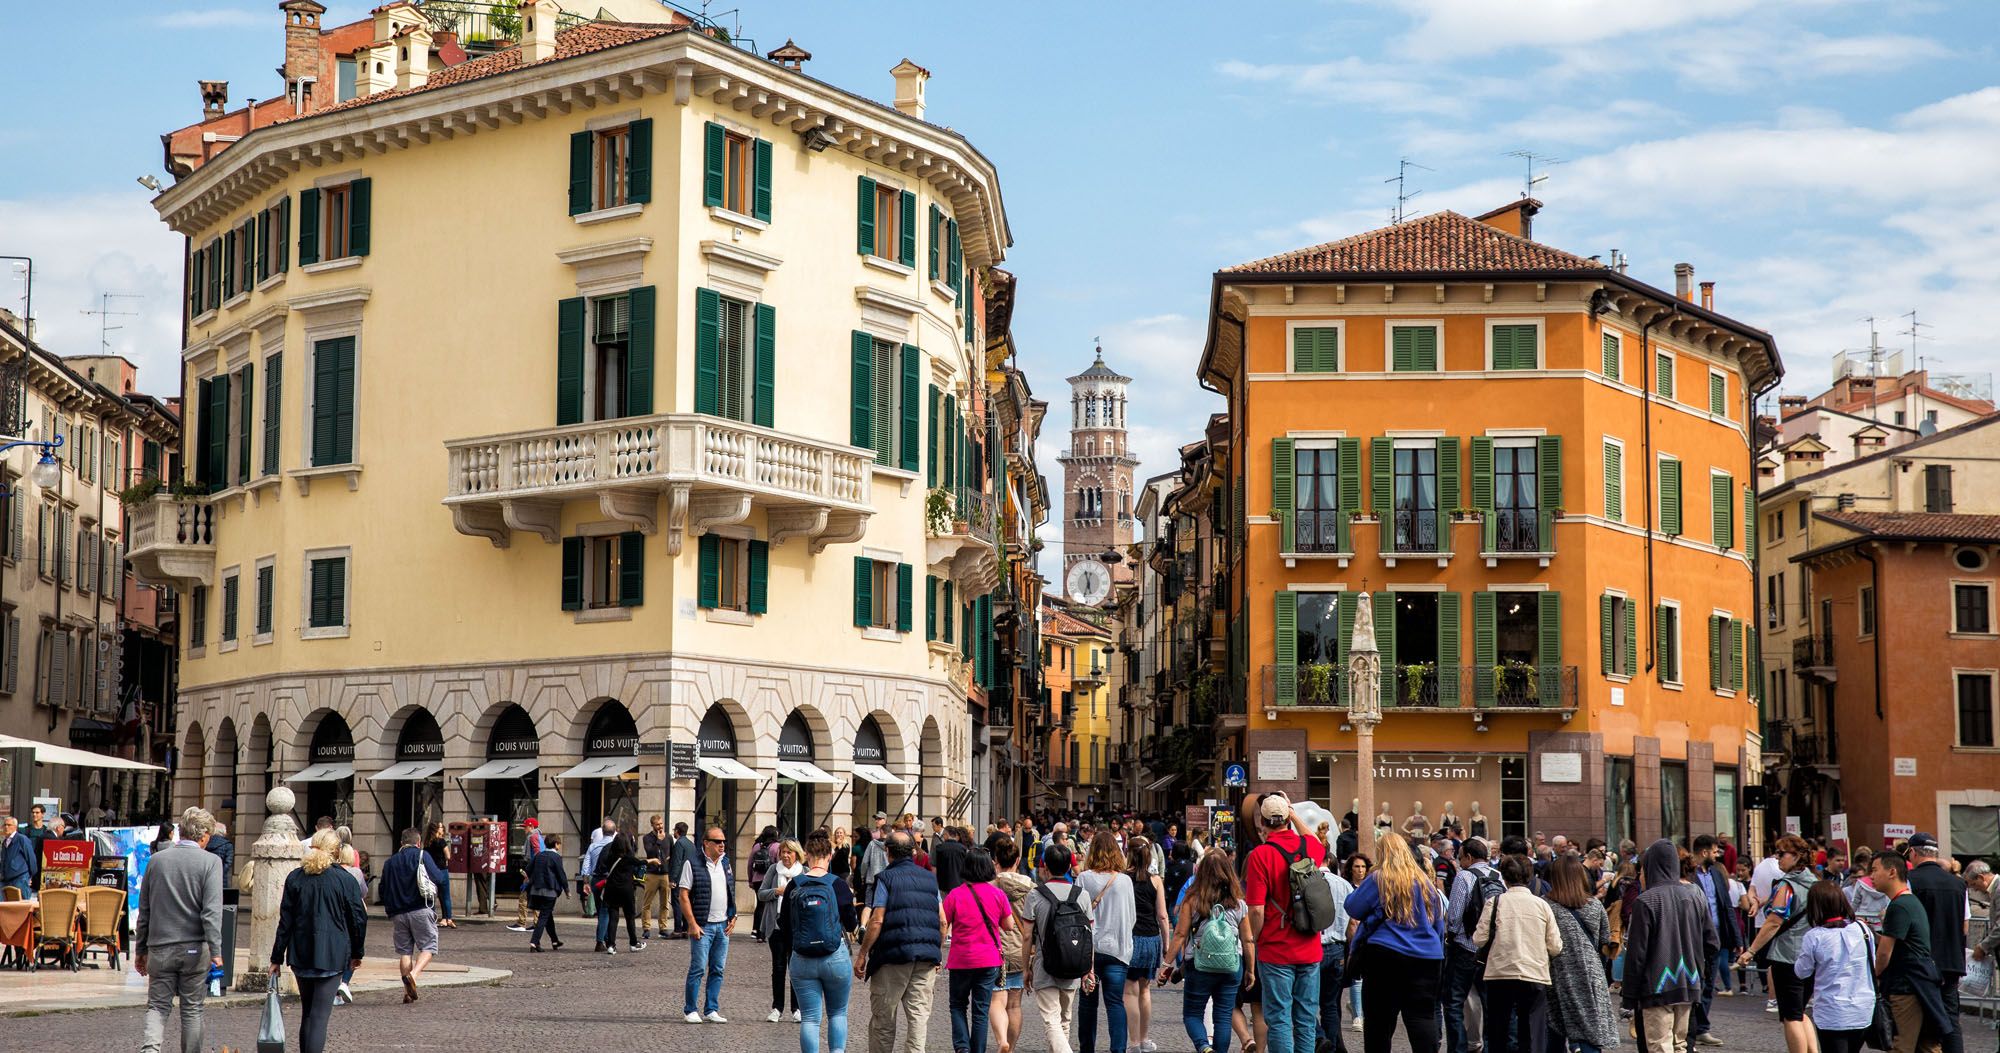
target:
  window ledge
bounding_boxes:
[707,206,767,232]
[252,632,273,647]
[301,257,361,276]
[574,606,633,624]
[1481,551,1554,568]
[245,475,282,505]
[289,463,362,496]
[222,292,250,312]
[192,310,217,327]
[871,463,919,497]
[1951,745,2000,754]
[862,255,914,278]
[703,608,754,626]
[301,625,349,640]
[1381,550,1452,569]
[930,279,958,303]
[187,646,206,659]
[218,639,240,654]
[861,626,902,643]
[1280,551,1353,570]
[1606,673,1631,685]
[1715,688,1737,699]
[1661,681,1683,692]
[575,202,645,226]
[256,272,287,294]
[1948,631,1997,640]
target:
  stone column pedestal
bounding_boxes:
[237,786,304,993]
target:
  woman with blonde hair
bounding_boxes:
[271,830,367,1053]
[1342,832,1447,1053]
[1076,830,1136,1053]
[333,843,367,1004]
[758,838,807,1020]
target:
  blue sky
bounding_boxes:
[2,1,1996,553]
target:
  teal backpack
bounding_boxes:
[1193,903,1242,973]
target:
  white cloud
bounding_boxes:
[152,10,266,30]
[0,194,184,392]
[1388,0,1764,58]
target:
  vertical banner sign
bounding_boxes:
[1784,816,1802,837]
[1829,813,1849,856]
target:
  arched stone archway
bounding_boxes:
[175,722,206,813]
[573,699,640,833]
[920,716,945,824]
[209,718,240,832]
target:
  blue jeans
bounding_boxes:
[1183,966,1241,1053]
[684,920,731,1015]
[1318,942,1348,1053]
[949,966,1001,1053]
[792,945,852,1053]
[1441,944,1484,1053]
[1076,953,1129,1053]
[1349,977,1364,1018]
[1259,960,1320,1053]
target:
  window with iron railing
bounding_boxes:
[1394,445,1440,552]
[1492,443,1540,552]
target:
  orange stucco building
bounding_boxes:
[1198,201,1783,848]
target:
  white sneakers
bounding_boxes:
[768,1009,784,1022]
[705,1012,729,1023]
[792,1009,803,1022]
[686,1012,704,1023]
[1351,1016,1365,1031]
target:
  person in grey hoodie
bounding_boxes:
[138,807,225,1053]
[1621,840,1717,1053]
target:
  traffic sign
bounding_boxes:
[1223,763,1248,788]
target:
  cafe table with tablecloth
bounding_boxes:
[0,899,36,965]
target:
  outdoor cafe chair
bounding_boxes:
[1,886,20,901]
[32,887,81,971]
[78,885,124,970]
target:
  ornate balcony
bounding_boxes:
[926,485,999,597]
[1480,507,1557,567]
[444,414,873,553]
[127,495,217,590]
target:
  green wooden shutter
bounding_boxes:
[625,118,653,205]
[205,375,231,489]
[1393,327,1415,371]
[618,531,645,607]
[752,302,776,428]
[222,229,236,295]
[942,581,954,643]
[1537,436,1563,518]
[1747,618,1761,702]
[703,122,726,207]
[1603,441,1623,521]
[1708,616,1723,690]
[697,534,720,609]
[237,363,253,481]
[1371,437,1392,516]
[1709,372,1725,416]
[1472,436,1496,549]
[625,285,655,416]
[1271,438,1295,552]
[1473,591,1496,706]
[1660,457,1682,535]
[926,385,940,486]
[925,575,937,641]
[899,190,917,267]
[347,178,370,257]
[1374,591,1397,706]
[895,563,913,633]
[561,537,584,611]
[309,344,339,466]
[899,344,920,472]
[928,204,942,280]
[1602,332,1620,380]
[1601,594,1616,675]
[1744,486,1757,552]
[1712,473,1735,548]
[852,557,872,627]
[1337,437,1360,552]
[1437,436,1460,519]
[856,176,876,255]
[1438,592,1462,706]
[205,239,221,308]
[1657,352,1675,399]
[947,219,962,295]
[255,209,269,280]
[1273,591,1296,706]
[557,296,586,425]
[257,564,274,635]
[943,395,957,487]
[746,539,768,615]
[570,130,594,214]
[1655,604,1671,683]
[1730,619,1745,691]
[1623,600,1638,677]
[1538,591,1562,704]
[850,331,873,450]
[1293,328,1339,373]
[1336,592,1357,707]
[262,353,281,476]
[749,136,770,221]
[693,288,721,416]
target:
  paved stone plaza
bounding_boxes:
[0,914,1892,1052]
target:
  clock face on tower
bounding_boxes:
[1066,559,1112,607]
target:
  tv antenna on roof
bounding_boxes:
[1898,309,1934,370]
[80,292,142,354]
[1385,157,1432,225]
[1505,149,1564,198]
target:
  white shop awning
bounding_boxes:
[775,760,839,784]
[367,761,444,782]
[1143,773,1179,792]
[283,762,355,783]
[850,763,906,786]
[694,756,762,782]
[460,758,539,781]
[0,734,167,772]
[553,757,639,780]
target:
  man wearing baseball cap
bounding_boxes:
[1242,791,1327,1053]
[1905,833,1970,1053]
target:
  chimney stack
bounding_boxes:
[766,39,811,72]
[395,24,433,90]
[356,44,394,97]
[521,0,559,63]
[1674,262,1694,302]
[891,59,930,119]
[1699,281,1714,311]
[200,80,229,117]
[280,1,326,97]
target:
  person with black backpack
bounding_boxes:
[786,829,860,1053]
[1242,792,1334,1053]
[1441,837,1502,1053]
[1024,843,1097,1053]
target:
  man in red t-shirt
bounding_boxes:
[1244,791,1327,1053]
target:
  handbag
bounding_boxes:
[1862,924,1895,1051]
[256,986,286,1053]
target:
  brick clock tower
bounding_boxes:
[1057,349,1138,606]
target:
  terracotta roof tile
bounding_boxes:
[1814,511,2000,542]
[274,22,684,125]
[1224,209,1605,275]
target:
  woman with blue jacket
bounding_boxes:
[526,834,568,951]
[1342,832,1447,1053]
[271,830,367,1053]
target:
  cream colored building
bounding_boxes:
[139,4,1010,884]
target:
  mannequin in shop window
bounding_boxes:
[1439,801,1460,837]
[1467,802,1489,841]
[1376,801,1395,832]
[1402,801,1432,839]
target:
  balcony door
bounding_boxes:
[1394,444,1439,552]
[1493,441,1540,552]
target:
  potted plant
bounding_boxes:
[1402,662,1435,705]
[1303,661,1335,705]
[925,487,953,536]
[1451,506,1480,521]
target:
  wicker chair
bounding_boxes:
[33,887,81,971]
[1,886,20,902]
[78,885,124,970]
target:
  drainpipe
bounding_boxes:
[1859,544,1883,721]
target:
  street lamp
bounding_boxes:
[1347,590,1382,851]
[0,433,63,497]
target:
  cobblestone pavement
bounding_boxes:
[0,914,1918,1052]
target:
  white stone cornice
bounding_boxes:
[555,237,654,268]
[286,286,372,315]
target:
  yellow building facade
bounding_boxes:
[137,12,1010,879]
